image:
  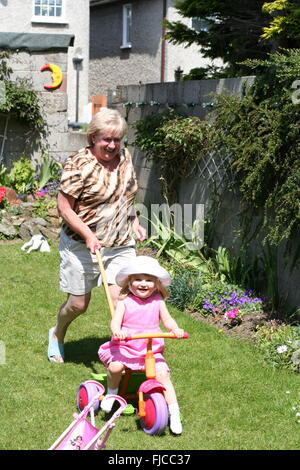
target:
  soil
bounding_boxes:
[189,310,282,342]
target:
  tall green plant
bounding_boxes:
[0,164,10,186]
[36,154,62,191]
[134,112,210,203]
[208,49,300,246]
[8,157,35,194]
[143,213,207,270]
[0,51,48,149]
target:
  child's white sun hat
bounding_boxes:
[115,256,171,287]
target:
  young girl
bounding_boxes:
[98,256,185,435]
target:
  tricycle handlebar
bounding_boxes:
[112,332,189,341]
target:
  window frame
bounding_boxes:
[31,0,68,25]
[121,3,132,49]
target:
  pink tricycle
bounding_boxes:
[49,380,127,450]
[92,331,189,435]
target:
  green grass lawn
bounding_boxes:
[0,242,299,450]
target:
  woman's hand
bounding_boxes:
[85,233,101,254]
[131,216,146,242]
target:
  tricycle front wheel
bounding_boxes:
[140,392,168,435]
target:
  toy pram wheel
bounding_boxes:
[140,392,168,435]
[77,380,103,412]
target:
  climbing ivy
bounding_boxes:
[134,49,300,248]
[0,51,48,149]
[208,49,300,246]
[134,110,210,204]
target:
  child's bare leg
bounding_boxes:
[101,361,125,413]
[156,371,182,435]
[156,371,177,404]
[107,361,125,388]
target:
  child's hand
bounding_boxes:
[112,329,128,340]
[171,328,185,338]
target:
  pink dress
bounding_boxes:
[98,292,169,373]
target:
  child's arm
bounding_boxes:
[159,300,185,338]
[110,300,127,339]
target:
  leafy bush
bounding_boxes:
[32,197,56,219]
[168,266,201,311]
[0,165,10,187]
[142,213,207,271]
[0,51,48,147]
[255,324,300,372]
[134,111,210,203]
[1,154,61,198]
[35,154,62,192]
[208,49,300,246]
[8,157,35,194]
[191,279,263,317]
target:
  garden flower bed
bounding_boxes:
[0,187,60,242]
[0,156,62,242]
[191,309,274,342]
[137,242,300,376]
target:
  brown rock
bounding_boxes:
[5,188,22,207]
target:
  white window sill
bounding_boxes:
[31,16,69,25]
[120,44,132,50]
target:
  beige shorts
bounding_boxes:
[59,230,136,295]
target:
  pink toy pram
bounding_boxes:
[49,380,127,450]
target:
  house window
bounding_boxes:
[32,0,67,24]
[121,4,132,49]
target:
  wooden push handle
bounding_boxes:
[95,249,115,317]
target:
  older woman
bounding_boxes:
[48,108,146,363]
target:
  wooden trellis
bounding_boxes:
[196,151,234,189]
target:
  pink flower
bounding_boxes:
[224,308,239,320]
[0,186,6,203]
[36,191,46,197]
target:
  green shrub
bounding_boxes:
[134,111,210,203]
[168,267,201,311]
[209,49,300,246]
[32,197,56,219]
[8,157,35,194]
[35,154,62,192]
[255,324,300,372]
[191,280,263,317]
[0,164,10,186]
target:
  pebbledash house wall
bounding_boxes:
[89,0,222,98]
[0,0,89,167]
[0,49,87,169]
[107,77,300,311]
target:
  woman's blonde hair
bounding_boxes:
[87,108,128,145]
[119,275,168,300]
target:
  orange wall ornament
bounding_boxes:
[40,63,63,90]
